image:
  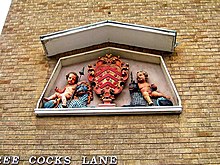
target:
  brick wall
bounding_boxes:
[1,0,219,164]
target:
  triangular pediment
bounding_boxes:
[40,20,177,57]
[35,47,182,116]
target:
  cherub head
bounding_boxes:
[137,71,148,83]
[66,72,79,85]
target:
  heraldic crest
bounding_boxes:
[88,54,129,106]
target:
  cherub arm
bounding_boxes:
[55,87,66,93]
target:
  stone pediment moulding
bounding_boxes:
[36,21,181,116]
[40,20,177,57]
[35,47,182,116]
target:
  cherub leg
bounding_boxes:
[61,94,67,107]
[151,91,170,99]
[44,93,59,101]
[142,91,153,106]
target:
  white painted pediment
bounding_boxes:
[40,20,177,57]
[35,47,182,116]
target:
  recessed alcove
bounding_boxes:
[35,47,182,116]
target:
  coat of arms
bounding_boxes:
[88,54,129,106]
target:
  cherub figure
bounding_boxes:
[137,71,170,106]
[43,72,78,107]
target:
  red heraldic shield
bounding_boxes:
[88,54,129,106]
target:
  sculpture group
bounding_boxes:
[43,54,173,108]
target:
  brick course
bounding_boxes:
[1,0,220,164]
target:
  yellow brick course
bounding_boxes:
[1,0,220,164]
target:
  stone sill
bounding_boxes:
[35,106,182,116]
